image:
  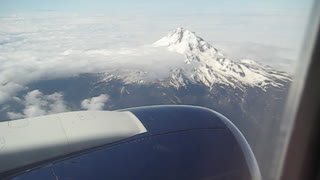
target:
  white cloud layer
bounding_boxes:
[7,90,68,119]
[81,94,109,110]
[0,14,186,105]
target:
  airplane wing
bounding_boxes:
[0,105,261,180]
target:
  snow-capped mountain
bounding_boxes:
[153,27,290,90]
[99,27,290,91]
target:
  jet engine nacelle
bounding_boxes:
[1,105,261,180]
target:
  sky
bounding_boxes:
[0,0,315,119]
[0,0,313,66]
[0,0,311,14]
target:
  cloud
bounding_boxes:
[81,94,109,110]
[6,112,25,120]
[6,90,69,119]
[0,13,187,105]
[214,42,297,73]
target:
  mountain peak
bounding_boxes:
[173,27,193,34]
[169,27,197,40]
[153,27,197,47]
[153,27,221,56]
[151,28,290,90]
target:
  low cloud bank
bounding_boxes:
[7,90,69,119]
[0,14,185,105]
[81,94,109,110]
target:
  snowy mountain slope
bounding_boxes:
[100,69,147,85]
[153,27,290,90]
[99,27,290,91]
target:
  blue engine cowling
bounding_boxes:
[6,105,261,180]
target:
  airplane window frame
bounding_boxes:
[278,0,320,179]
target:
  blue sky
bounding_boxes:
[0,0,312,15]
